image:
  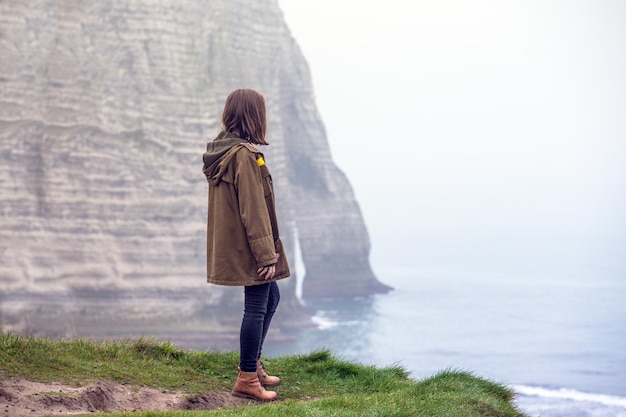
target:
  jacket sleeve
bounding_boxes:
[233,149,277,267]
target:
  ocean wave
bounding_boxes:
[311,313,362,330]
[311,314,339,330]
[515,385,626,409]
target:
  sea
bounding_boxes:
[264,238,626,417]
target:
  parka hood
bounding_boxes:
[202,131,250,184]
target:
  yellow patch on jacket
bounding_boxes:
[256,156,265,166]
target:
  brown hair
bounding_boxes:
[220,89,268,145]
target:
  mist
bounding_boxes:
[278,0,626,273]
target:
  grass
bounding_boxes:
[0,333,527,417]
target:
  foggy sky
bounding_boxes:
[278,0,626,272]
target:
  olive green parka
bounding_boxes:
[202,131,290,286]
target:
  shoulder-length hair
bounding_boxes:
[220,89,268,145]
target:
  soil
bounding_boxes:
[0,379,253,416]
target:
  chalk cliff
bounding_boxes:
[0,0,390,344]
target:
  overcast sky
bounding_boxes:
[278,0,626,272]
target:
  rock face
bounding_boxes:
[0,0,390,344]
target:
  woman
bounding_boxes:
[202,89,290,401]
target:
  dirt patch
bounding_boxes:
[0,379,252,416]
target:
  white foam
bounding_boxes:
[515,385,626,409]
[311,314,339,330]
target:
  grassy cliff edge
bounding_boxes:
[0,334,527,417]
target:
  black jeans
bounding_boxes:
[240,281,280,372]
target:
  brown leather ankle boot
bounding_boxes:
[257,360,281,387]
[232,367,277,401]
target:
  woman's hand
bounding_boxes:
[257,253,279,280]
[257,264,276,280]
